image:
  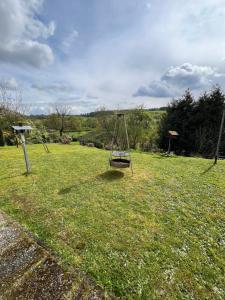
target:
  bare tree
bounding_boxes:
[53,104,71,136]
[0,80,26,129]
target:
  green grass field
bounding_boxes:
[1,144,225,299]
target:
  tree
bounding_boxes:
[0,128,5,146]
[67,116,83,131]
[127,107,152,149]
[53,104,71,136]
[159,86,225,157]
[159,89,195,154]
[0,80,27,146]
[194,86,225,156]
[44,114,61,131]
[94,107,115,144]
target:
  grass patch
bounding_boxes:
[65,131,92,138]
[0,144,225,299]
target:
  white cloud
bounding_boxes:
[0,0,55,67]
[0,40,54,68]
[32,82,75,92]
[0,77,19,90]
[134,81,173,98]
[3,0,225,113]
[146,2,152,9]
[25,19,55,40]
[162,63,215,89]
[61,30,79,54]
[134,63,224,98]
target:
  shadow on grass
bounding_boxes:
[200,164,215,175]
[98,170,124,181]
[58,186,74,195]
[0,173,28,180]
[154,153,178,159]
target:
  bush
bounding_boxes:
[28,136,42,144]
[48,132,60,143]
[4,135,15,146]
[59,135,72,144]
[94,141,104,149]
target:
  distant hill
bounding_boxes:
[29,107,167,118]
[82,107,167,117]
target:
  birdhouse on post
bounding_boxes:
[167,130,179,154]
[11,124,33,174]
[12,125,33,135]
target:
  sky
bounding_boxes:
[1,0,225,114]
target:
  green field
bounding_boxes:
[1,144,225,299]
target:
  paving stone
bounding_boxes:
[0,212,113,300]
[0,225,22,255]
[9,257,75,300]
[0,239,45,293]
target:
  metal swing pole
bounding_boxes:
[42,142,50,153]
[40,137,50,153]
[124,114,133,175]
[108,116,118,169]
[215,109,225,164]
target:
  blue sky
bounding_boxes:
[1,0,225,114]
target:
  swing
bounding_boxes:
[109,113,133,173]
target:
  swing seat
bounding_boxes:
[112,151,129,157]
[110,158,130,168]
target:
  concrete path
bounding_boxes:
[0,212,112,300]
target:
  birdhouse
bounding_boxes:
[11,125,33,134]
[167,130,179,154]
[168,130,179,139]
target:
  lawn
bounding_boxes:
[0,144,225,299]
[66,130,92,138]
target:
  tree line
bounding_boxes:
[159,86,225,157]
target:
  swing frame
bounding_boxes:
[214,109,225,164]
[108,113,133,174]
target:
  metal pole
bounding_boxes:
[124,115,133,175]
[215,109,225,164]
[124,115,130,150]
[108,116,118,169]
[42,141,50,153]
[20,133,31,174]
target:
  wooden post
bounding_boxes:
[20,133,31,174]
[215,109,225,164]
[167,136,171,154]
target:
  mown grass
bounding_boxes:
[66,130,92,138]
[0,144,225,299]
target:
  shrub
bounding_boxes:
[48,132,60,143]
[59,135,72,144]
[94,141,104,149]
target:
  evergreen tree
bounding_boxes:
[0,129,5,146]
[194,86,225,156]
[159,86,225,157]
[159,89,195,154]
